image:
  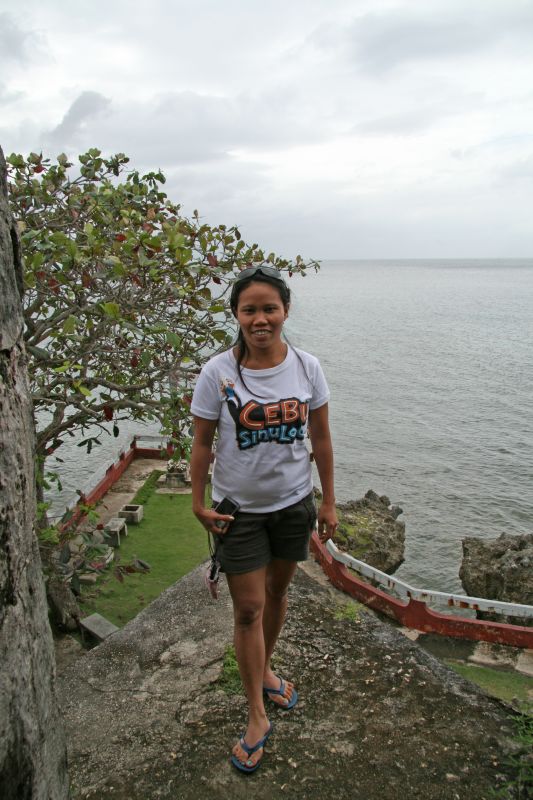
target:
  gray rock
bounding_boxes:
[47,573,81,630]
[460,532,533,625]
[0,147,69,797]
[335,489,405,573]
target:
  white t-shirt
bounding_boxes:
[191,346,330,512]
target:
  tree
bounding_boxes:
[7,149,317,511]
[0,147,69,798]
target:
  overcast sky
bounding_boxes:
[1,0,532,259]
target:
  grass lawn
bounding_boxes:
[78,485,208,627]
[446,660,533,707]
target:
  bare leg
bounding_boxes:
[262,559,298,706]
[227,567,271,768]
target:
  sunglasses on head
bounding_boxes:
[234,265,286,284]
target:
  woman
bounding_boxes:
[190,264,337,773]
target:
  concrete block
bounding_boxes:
[105,516,128,543]
[118,504,144,524]
[80,613,119,642]
[105,529,121,548]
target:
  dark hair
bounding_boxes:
[230,270,313,396]
[230,270,291,316]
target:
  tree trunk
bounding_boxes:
[0,148,69,798]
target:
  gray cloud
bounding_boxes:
[354,108,443,136]
[3,0,533,258]
[494,154,533,185]
[45,91,111,147]
[308,3,533,73]
[41,85,334,168]
[451,132,533,162]
[0,12,38,64]
[350,13,497,73]
[0,81,23,105]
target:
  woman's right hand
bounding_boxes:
[193,506,235,535]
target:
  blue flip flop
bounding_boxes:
[263,677,298,710]
[231,722,273,774]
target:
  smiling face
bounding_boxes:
[235,280,289,356]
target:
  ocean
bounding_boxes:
[46,259,533,594]
[288,259,533,592]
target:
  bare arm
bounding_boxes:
[190,415,236,534]
[309,403,338,541]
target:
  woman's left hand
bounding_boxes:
[316,501,338,543]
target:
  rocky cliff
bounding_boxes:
[461,532,533,626]
[334,489,405,573]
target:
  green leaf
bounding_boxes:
[166,331,181,348]
[141,351,151,366]
[104,256,122,268]
[72,380,92,397]
[66,239,79,260]
[7,153,25,169]
[177,248,192,264]
[100,302,121,319]
[62,315,78,334]
[27,345,50,361]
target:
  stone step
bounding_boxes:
[80,613,119,643]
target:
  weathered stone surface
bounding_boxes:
[0,147,69,798]
[58,564,521,800]
[460,532,533,626]
[47,572,80,630]
[334,489,405,573]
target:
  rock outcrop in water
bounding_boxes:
[460,532,533,626]
[333,489,405,573]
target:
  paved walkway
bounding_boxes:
[89,457,166,526]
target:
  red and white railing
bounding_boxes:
[311,533,533,649]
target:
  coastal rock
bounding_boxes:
[334,489,405,573]
[460,532,533,626]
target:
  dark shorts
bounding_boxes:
[214,492,317,575]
